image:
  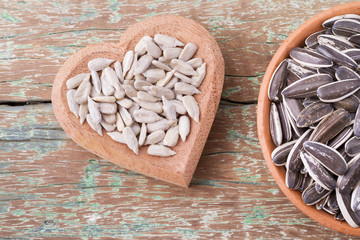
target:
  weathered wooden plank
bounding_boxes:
[0,0,353,102]
[0,103,356,238]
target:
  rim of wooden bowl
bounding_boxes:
[257,2,360,236]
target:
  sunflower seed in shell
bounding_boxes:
[345,136,360,157]
[149,85,175,99]
[323,14,360,28]
[119,106,133,126]
[151,60,172,72]
[282,96,304,121]
[187,57,203,68]
[117,98,133,109]
[268,60,288,102]
[316,44,358,69]
[122,127,139,154]
[182,95,199,122]
[99,103,117,115]
[122,50,134,78]
[302,182,331,205]
[286,58,316,78]
[163,126,179,147]
[157,69,176,87]
[290,47,333,68]
[66,73,88,89]
[282,74,333,98]
[102,113,116,124]
[107,131,126,144]
[270,102,283,146]
[74,74,91,104]
[315,183,326,194]
[145,130,166,145]
[333,95,359,113]
[179,43,197,61]
[286,129,312,172]
[317,79,360,103]
[171,99,187,115]
[147,144,176,157]
[335,66,360,81]
[174,82,201,95]
[87,96,102,124]
[317,66,336,79]
[134,80,152,91]
[302,97,320,107]
[88,58,114,72]
[316,194,329,210]
[192,62,206,87]
[305,30,326,48]
[333,19,360,37]
[285,169,303,190]
[163,47,182,60]
[351,182,360,211]
[355,106,360,137]
[115,112,125,132]
[328,126,354,149]
[296,101,333,128]
[298,174,314,192]
[100,120,116,132]
[349,34,360,47]
[133,108,161,123]
[336,178,360,228]
[170,59,198,76]
[309,109,351,143]
[304,141,348,176]
[338,154,360,194]
[317,34,355,51]
[147,119,175,133]
[144,40,162,59]
[271,140,297,166]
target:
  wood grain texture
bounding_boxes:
[1,0,359,238]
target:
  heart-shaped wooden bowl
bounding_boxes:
[52,15,224,187]
[257,2,360,236]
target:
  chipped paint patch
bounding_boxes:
[1,11,21,23]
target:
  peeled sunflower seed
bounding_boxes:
[67,89,79,118]
[102,114,116,124]
[133,108,162,123]
[67,73,88,89]
[151,60,172,72]
[99,103,117,114]
[179,43,198,61]
[145,130,166,145]
[147,144,176,157]
[87,96,102,124]
[107,131,126,144]
[163,126,179,147]
[88,58,114,72]
[170,59,198,76]
[134,55,153,75]
[147,119,175,133]
[145,40,162,59]
[174,82,201,95]
[154,34,184,48]
[163,47,182,60]
[75,74,91,104]
[138,123,147,146]
[192,62,206,87]
[122,50,134,77]
[123,127,139,154]
[187,58,203,68]
[182,95,200,122]
[86,114,102,136]
[79,103,88,124]
[100,120,116,132]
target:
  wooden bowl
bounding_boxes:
[257,2,360,236]
[52,15,224,187]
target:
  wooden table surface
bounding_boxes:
[1,0,359,239]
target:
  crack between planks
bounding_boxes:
[0,100,51,106]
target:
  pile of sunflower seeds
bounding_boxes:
[66,34,206,157]
[268,14,360,227]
